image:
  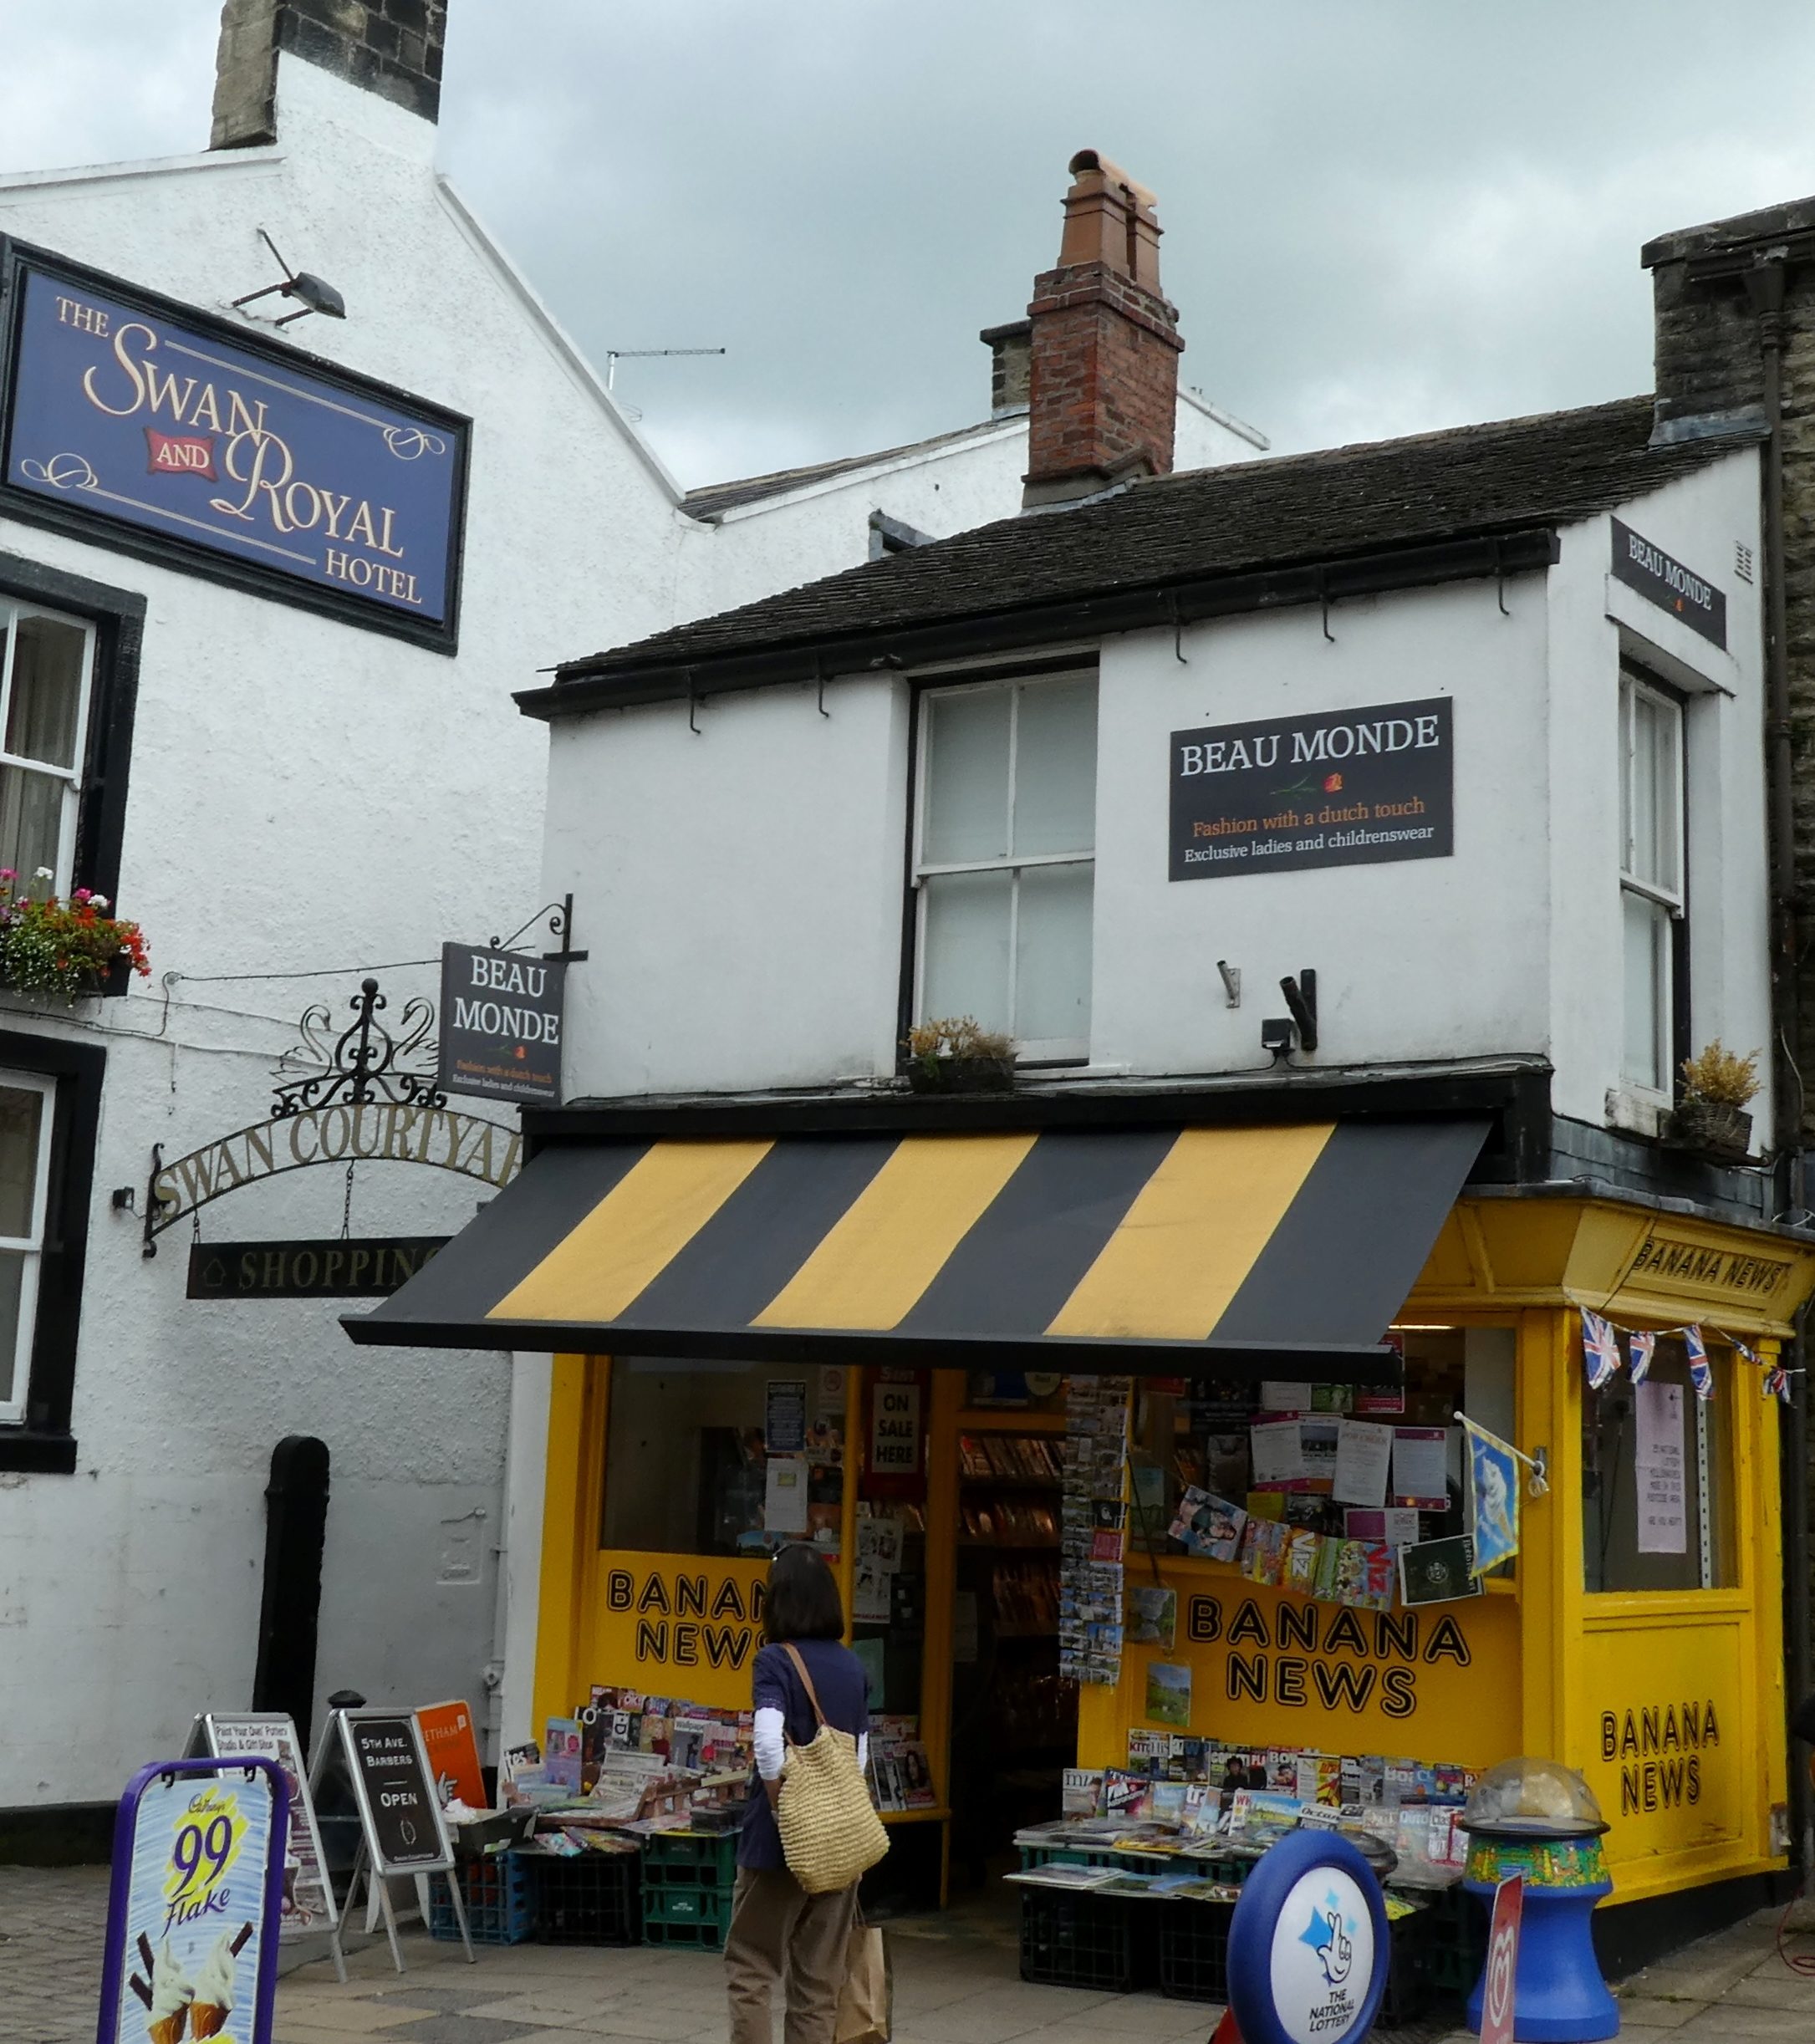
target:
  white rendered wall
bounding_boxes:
[1542,459,1768,1135]
[547,452,1763,1139]
[0,54,668,1807]
[544,677,910,1097]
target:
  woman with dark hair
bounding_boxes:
[724,1543,872,2044]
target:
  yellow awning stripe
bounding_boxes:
[489,1139,772,1323]
[753,1130,1039,1329]
[1046,1122,1334,1339]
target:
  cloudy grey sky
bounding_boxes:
[4,2,1815,487]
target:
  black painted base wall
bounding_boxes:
[1593,1869,1793,1976]
[0,1801,115,1866]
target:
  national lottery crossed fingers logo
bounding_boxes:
[1298,1889,1354,1988]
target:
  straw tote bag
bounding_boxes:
[776,1643,890,1894]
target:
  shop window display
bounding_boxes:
[1128,1328,1517,1572]
[599,1358,844,1560]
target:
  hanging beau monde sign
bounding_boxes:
[0,239,469,650]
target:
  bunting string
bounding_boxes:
[1569,1300,1801,1404]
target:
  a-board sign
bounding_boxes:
[416,1700,486,1808]
[98,1756,287,2044]
[187,1713,338,1935]
[436,942,564,1104]
[313,1707,452,1876]
[1225,1828,1390,2044]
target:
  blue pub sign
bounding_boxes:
[0,242,468,648]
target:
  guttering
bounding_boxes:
[517,525,1561,721]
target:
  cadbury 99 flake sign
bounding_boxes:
[99,1758,287,2044]
[0,243,467,648]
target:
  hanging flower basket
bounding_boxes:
[0,870,150,1002]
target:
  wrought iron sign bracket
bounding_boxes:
[271,976,446,1121]
[490,894,588,964]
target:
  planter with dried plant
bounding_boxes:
[1665,1040,1760,1161]
[905,1017,1017,1094]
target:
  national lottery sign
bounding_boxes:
[98,1757,288,2044]
[0,242,467,646]
[1225,1828,1390,2044]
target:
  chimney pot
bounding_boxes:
[1022,150,1182,509]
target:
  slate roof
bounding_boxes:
[683,418,1011,520]
[553,395,1744,692]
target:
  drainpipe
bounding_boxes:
[1743,250,1813,1881]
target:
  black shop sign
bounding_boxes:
[1610,517,1726,648]
[1170,696,1453,881]
[437,941,565,1104]
[186,1236,450,1299]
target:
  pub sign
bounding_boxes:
[0,241,468,647]
[437,942,565,1104]
[1170,696,1454,880]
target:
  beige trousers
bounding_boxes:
[724,1865,859,2044]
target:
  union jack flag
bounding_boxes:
[1627,1329,1655,1386]
[1684,1325,1714,1401]
[1764,1364,1792,1404]
[1581,1309,1622,1390]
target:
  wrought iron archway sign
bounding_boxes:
[143,976,519,1257]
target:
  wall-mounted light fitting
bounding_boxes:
[1216,960,1241,1009]
[232,229,346,327]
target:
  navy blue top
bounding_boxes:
[738,1638,871,1871]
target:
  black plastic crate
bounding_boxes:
[528,1849,642,1945]
[1156,1897,1236,2002]
[1019,1889,1134,1993]
[427,1853,533,1945]
[644,1913,727,1951]
[1376,1905,1435,2026]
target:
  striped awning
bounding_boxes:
[344,1116,1487,1379]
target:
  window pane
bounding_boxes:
[0,1249,25,1408]
[0,766,64,889]
[920,868,1012,1034]
[8,615,84,770]
[0,1086,43,1238]
[1012,677,1098,856]
[923,689,1010,864]
[1623,686,1679,893]
[1622,889,1670,1090]
[1583,1340,1730,1591]
[1014,861,1093,1045]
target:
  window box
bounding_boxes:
[1662,1099,1751,1162]
[906,1053,1018,1096]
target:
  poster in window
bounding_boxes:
[1634,1380,1688,1555]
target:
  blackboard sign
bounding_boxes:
[437,942,565,1104]
[0,242,468,649]
[1610,517,1726,648]
[337,1712,450,1873]
[1170,696,1453,881]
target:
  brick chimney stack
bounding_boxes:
[1022,150,1184,509]
[211,0,446,150]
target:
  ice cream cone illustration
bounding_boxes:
[145,1939,193,2044]
[187,1925,248,2039]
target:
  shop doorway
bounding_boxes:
[945,1387,1074,1891]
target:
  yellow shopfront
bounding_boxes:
[346,1113,1815,1930]
[524,1193,1811,1919]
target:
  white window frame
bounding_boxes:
[0,1068,56,1427]
[910,672,1096,1063]
[1619,670,1685,1096]
[0,600,97,896]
